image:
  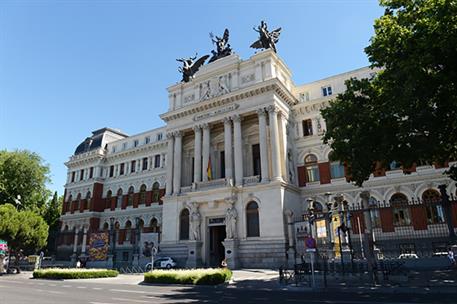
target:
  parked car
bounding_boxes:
[398,253,419,259]
[145,257,176,270]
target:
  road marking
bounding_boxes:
[62,285,71,288]
[112,297,149,303]
[90,302,116,304]
[77,286,87,289]
[109,289,148,294]
[92,287,103,290]
[48,284,57,287]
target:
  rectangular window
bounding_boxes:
[370,209,381,228]
[154,154,161,168]
[220,151,225,179]
[122,142,127,150]
[252,144,261,176]
[89,167,94,179]
[109,165,114,177]
[112,146,116,153]
[80,169,84,181]
[322,86,332,97]
[119,163,125,175]
[122,251,129,261]
[131,160,136,173]
[71,172,75,183]
[330,162,345,179]
[134,139,139,147]
[306,165,320,182]
[157,133,163,141]
[393,207,411,226]
[142,157,148,170]
[426,205,445,224]
[302,119,313,136]
[145,136,150,144]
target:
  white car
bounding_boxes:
[145,257,176,270]
[398,253,419,259]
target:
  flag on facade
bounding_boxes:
[207,157,212,180]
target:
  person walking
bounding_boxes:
[447,248,455,268]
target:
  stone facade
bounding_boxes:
[57,50,456,269]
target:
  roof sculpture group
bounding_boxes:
[176,20,282,83]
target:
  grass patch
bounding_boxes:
[33,268,119,280]
[144,268,232,285]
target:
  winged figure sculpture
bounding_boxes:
[177,53,210,83]
[250,20,282,53]
[208,28,233,63]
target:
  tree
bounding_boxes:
[0,204,49,255]
[42,192,63,254]
[0,150,52,210]
[322,0,457,186]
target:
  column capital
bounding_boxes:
[267,105,279,114]
[201,123,210,130]
[360,191,371,201]
[256,108,267,117]
[193,125,202,132]
[166,132,174,140]
[173,130,183,138]
[232,114,242,123]
[224,117,232,125]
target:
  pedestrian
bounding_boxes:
[76,259,81,268]
[448,248,455,268]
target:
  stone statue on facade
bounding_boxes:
[250,20,282,53]
[225,199,237,239]
[208,29,233,63]
[177,54,209,83]
[188,202,201,241]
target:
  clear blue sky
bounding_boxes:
[0,0,383,195]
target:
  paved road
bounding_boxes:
[0,273,455,304]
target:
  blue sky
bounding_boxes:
[0,0,383,195]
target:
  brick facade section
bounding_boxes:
[410,206,428,230]
[297,166,306,187]
[318,162,331,184]
[350,211,365,234]
[91,183,104,212]
[379,208,395,232]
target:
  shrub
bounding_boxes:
[144,268,232,285]
[33,268,119,280]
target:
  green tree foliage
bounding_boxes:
[42,192,63,254]
[0,204,49,255]
[322,0,457,186]
[0,150,51,210]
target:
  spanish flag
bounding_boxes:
[207,157,212,180]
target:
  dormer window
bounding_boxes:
[157,133,163,141]
[134,139,139,147]
[299,91,310,102]
[145,137,150,144]
[322,86,332,97]
[122,142,127,150]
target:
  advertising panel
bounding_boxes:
[88,232,109,261]
[140,233,159,258]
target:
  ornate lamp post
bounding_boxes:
[108,217,115,269]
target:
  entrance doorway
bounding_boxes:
[209,225,226,267]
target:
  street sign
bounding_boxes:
[0,240,8,255]
[305,237,316,249]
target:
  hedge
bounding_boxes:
[144,268,232,285]
[33,268,119,280]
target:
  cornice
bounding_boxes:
[160,78,298,123]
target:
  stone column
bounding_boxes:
[202,124,210,182]
[165,133,174,195]
[173,131,182,194]
[284,209,296,268]
[279,113,289,182]
[72,228,79,254]
[81,227,88,255]
[257,108,269,183]
[194,126,202,183]
[224,117,233,184]
[268,105,281,181]
[233,114,244,186]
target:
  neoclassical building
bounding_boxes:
[58,48,456,269]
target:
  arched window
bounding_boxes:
[139,184,147,204]
[85,191,91,210]
[246,201,260,237]
[150,218,160,233]
[179,209,189,240]
[67,195,72,213]
[125,220,132,242]
[128,186,134,207]
[329,152,345,179]
[102,222,109,231]
[116,189,123,209]
[114,221,120,243]
[152,182,160,202]
[305,154,320,182]
[422,189,444,224]
[138,219,144,233]
[106,190,112,209]
[390,193,411,226]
